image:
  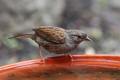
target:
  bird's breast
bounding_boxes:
[42,43,78,54]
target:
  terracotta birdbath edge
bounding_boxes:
[0,54,120,80]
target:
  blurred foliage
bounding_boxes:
[2,37,22,49]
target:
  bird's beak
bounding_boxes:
[85,36,92,41]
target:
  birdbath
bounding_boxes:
[0,54,120,80]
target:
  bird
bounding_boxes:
[9,26,91,58]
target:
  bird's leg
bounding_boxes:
[39,45,44,59]
[34,36,44,59]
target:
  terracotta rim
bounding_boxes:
[0,54,120,72]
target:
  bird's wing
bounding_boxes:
[32,26,66,44]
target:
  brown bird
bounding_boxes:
[9,26,91,57]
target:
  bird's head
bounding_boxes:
[67,30,91,44]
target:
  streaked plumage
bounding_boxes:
[9,26,91,55]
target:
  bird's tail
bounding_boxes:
[8,33,34,39]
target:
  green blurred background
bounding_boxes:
[0,0,120,65]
